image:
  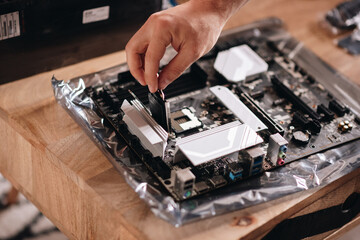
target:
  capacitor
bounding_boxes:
[288,126,295,134]
[338,121,345,130]
[273,98,285,106]
[338,120,353,133]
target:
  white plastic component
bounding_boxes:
[121,100,167,157]
[214,44,268,82]
[175,121,263,166]
[174,168,195,199]
[130,99,168,141]
[267,133,288,166]
[210,86,268,132]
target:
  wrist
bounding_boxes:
[188,0,246,24]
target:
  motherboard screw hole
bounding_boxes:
[310,145,316,149]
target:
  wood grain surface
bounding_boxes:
[0,0,359,239]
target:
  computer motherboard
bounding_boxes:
[85,19,360,202]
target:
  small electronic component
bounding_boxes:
[214,44,268,82]
[292,131,311,145]
[266,133,288,166]
[338,120,353,133]
[273,98,286,106]
[174,168,195,199]
[148,91,171,132]
[171,108,202,134]
[250,90,265,99]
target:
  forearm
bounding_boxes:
[191,0,249,25]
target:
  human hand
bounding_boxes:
[126,0,237,93]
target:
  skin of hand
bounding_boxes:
[125,0,248,93]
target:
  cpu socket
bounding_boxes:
[171,108,202,134]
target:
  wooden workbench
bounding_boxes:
[0,0,360,239]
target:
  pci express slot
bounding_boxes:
[271,76,321,121]
[239,92,285,135]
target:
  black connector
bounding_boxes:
[292,111,321,134]
[250,90,265,99]
[317,104,335,122]
[154,159,171,179]
[355,115,360,124]
[306,119,322,134]
[142,150,153,163]
[329,100,349,117]
[292,111,310,126]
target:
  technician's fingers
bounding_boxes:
[144,38,168,93]
[125,28,151,86]
[126,51,146,85]
[158,46,201,90]
[125,42,147,85]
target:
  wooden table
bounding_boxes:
[1,0,360,239]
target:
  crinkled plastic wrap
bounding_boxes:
[52,18,360,226]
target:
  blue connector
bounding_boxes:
[229,172,243,181]
[253,155,264,165]
[279,145,287,153]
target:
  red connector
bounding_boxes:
[277,158,285,166]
